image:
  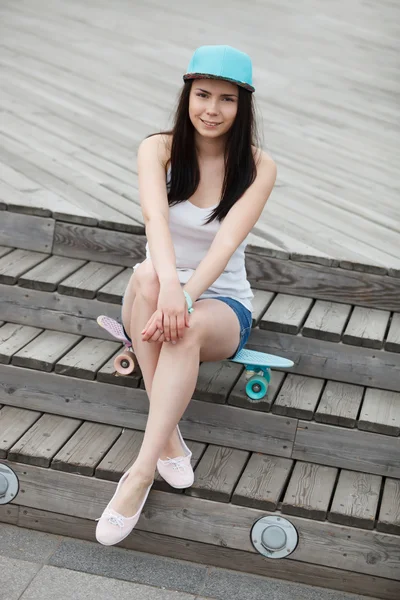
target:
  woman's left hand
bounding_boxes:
[141,309,168,343]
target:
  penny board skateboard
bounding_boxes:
[97,315,294,401]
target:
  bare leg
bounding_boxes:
[121,271,184,460]
[109,299,240,518]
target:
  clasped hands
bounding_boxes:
[141,282,191,344]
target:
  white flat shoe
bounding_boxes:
[157,426,194,489]
[95,471,153,546]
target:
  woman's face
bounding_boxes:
[188,79,239,138]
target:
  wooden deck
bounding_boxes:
[0,215,400,598]
[0,0,399,272]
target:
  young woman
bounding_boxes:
[96,45,277,546]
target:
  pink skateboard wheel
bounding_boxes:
[114,352,135,375]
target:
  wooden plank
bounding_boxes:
[0,283,120,339]
[6,462,400,582]
[7,414,82,466]
[13,508,400,600]
[281,461,338,520]
[0,248,48,284]
[302,300,351,342]
[272,374,324,420]
[248,328,400,393]
[11,330,81,371]
[0,211,54,253]
[57,261,124,299]
[54,337,120,379]
[0,503,18,525]
[51,421,122,476]
[52,221,146,267]
[358,389,400,436]
[251,289,275,326]
[0,363,303,458]
[186,444,250,502]
[228,369,285,412]
[18,255,86,291]
[329,470,382,530]
[194,361,242,404]
[385,312,400,353]
[377,479,400,535]
[314,381,364,428]
[293,421,400,478]
[97,267,132,303]
[246,255,400,312]
[95,429,144,481]
[96,349,141,388]
[342,306,391,349]
[0,245,14,258]
[0,323,42,364]
[232,453,293,510]
[259,293,313,334]
[154,440,206,494]
[0,405,41,458]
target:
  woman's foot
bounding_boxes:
[95,468,154,546]
[157,426,194,489]
[111,469,154,517]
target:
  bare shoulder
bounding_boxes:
[252,146,277,177]
[138,133,172,171]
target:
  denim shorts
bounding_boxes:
[197,296,252,359]
[121,293,252,359]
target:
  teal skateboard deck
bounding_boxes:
[97,316,294,401]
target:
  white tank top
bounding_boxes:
[141,171,254,311]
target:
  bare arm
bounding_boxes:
[184,153,277,302]
[138,134,179,285]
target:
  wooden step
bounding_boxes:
[0,410,399,600]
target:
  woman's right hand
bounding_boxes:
[156,280,190,342]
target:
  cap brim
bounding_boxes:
[183,73,255,93]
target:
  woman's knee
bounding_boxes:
[135,259,160,303]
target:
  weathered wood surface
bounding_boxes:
[4,461,400,581]
[232,454,293,511]
[302,300,351,342]
[385,313,400,353]
[0,0,399,273]
[293,421,400,478]
[0,405,41,458]
[259,294,313,334]
[18,255,86,291]
[7,413,82,466]
[378,479,400,536]
[358,389,400,436]
[248,328,400,393]
[228,369,285,412]
[54,337,119,379]
[53,222,146,266]
[272,374,324,420]
[0,364,298,456]
[281,461,338,520]
[0,211,54,253]
[0,323,42,363]
[186,445,249,502]
[329,471,382,530]
[51,421,122,476]
[58,261,124,299]
[246,255,400,312]
[314,381,364,428]
[342,307,391,349]
[0,248,48,284]
[0,283,121,338]
[11,330,81,371]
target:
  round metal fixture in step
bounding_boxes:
[0,464,19,505]
[251,516,298,559]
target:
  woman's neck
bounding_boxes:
[194,131,227,160]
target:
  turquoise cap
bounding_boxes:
[183,45,255,93]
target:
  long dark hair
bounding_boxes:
[150,80,259,224]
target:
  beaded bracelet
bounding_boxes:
[183,290,194,314]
